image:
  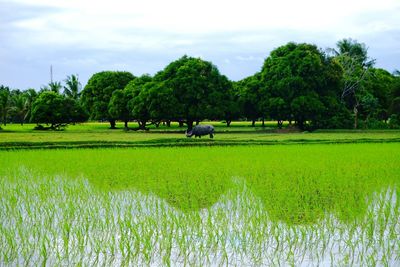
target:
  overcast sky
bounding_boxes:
[1,0,399,90]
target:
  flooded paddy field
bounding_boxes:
[1,144,399,266]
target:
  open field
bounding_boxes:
[1,122,400,149]
[1,144,399,265]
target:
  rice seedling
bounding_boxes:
[0,143,399,265]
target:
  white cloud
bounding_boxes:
[9,0,400,42]
[1,0,400,88]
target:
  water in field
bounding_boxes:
[0,144,399,266]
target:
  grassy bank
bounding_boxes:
[1,122,399,149]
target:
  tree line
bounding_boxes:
[1,39,400,131]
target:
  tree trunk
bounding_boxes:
[262,118,265,127]
[124,120,128,129]
[179,121,184,127]
[166,120,171,127]
[109,119,116,129]
[277,120,283,129]
[365,114,370,129]
[251,120,256,127]
[196,120,200,125]
[226,120,231,127]
[297,120,304,130]
[353,105,358,129]
[138,120,148,130]
[187,120,194,131]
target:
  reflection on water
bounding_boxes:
[1,173,399,266]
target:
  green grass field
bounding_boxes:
[1,122,399,149]
[0,144,399,265]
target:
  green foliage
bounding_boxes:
[317,96,353,129]
[31,92,66,128]
[48,81,62,93]
[261,42,343,129]
[82,71,135,128]
[22,89,38,123]
[124,75,156,129]
[0,85,12,126]
[331,39,376,129]
[30,91,87,129]
[154,55,233,129]
[268,97,288,127]
[108,89,131,127]
[335,38,373,67]
[388,114,400,129]
[63,74,81,100]
[1,40,399,131]
[389,76,400,118]
[358,92,379,123]
[222,83,241,126]
[390,97,400,116]
[144,82,180,122]
[290,94,325,130]
[236,74,264,123]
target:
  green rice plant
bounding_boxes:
[0,144,399,265]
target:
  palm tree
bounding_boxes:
[48,81,62,93]
[11,93,28,125]
[64,74,81,100]
[23,89,37,123]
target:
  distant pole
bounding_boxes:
[50,65,53,83]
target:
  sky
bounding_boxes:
[1,0,400,90]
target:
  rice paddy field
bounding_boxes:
[1,143,399,266]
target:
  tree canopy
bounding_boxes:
[259,42,344,129]
[30,91,87,130]
[82,71,135,128]
[154,56,233,130]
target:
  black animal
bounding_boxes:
[186,125,214,138]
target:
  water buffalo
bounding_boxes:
[186,125,214,138]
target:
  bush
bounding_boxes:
[388,114,400,129]
[359,119,389,129]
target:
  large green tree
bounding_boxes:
[261,42,343,129]
[82,71,134,128]
[31,91,87,129]
[154,56,232,130]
